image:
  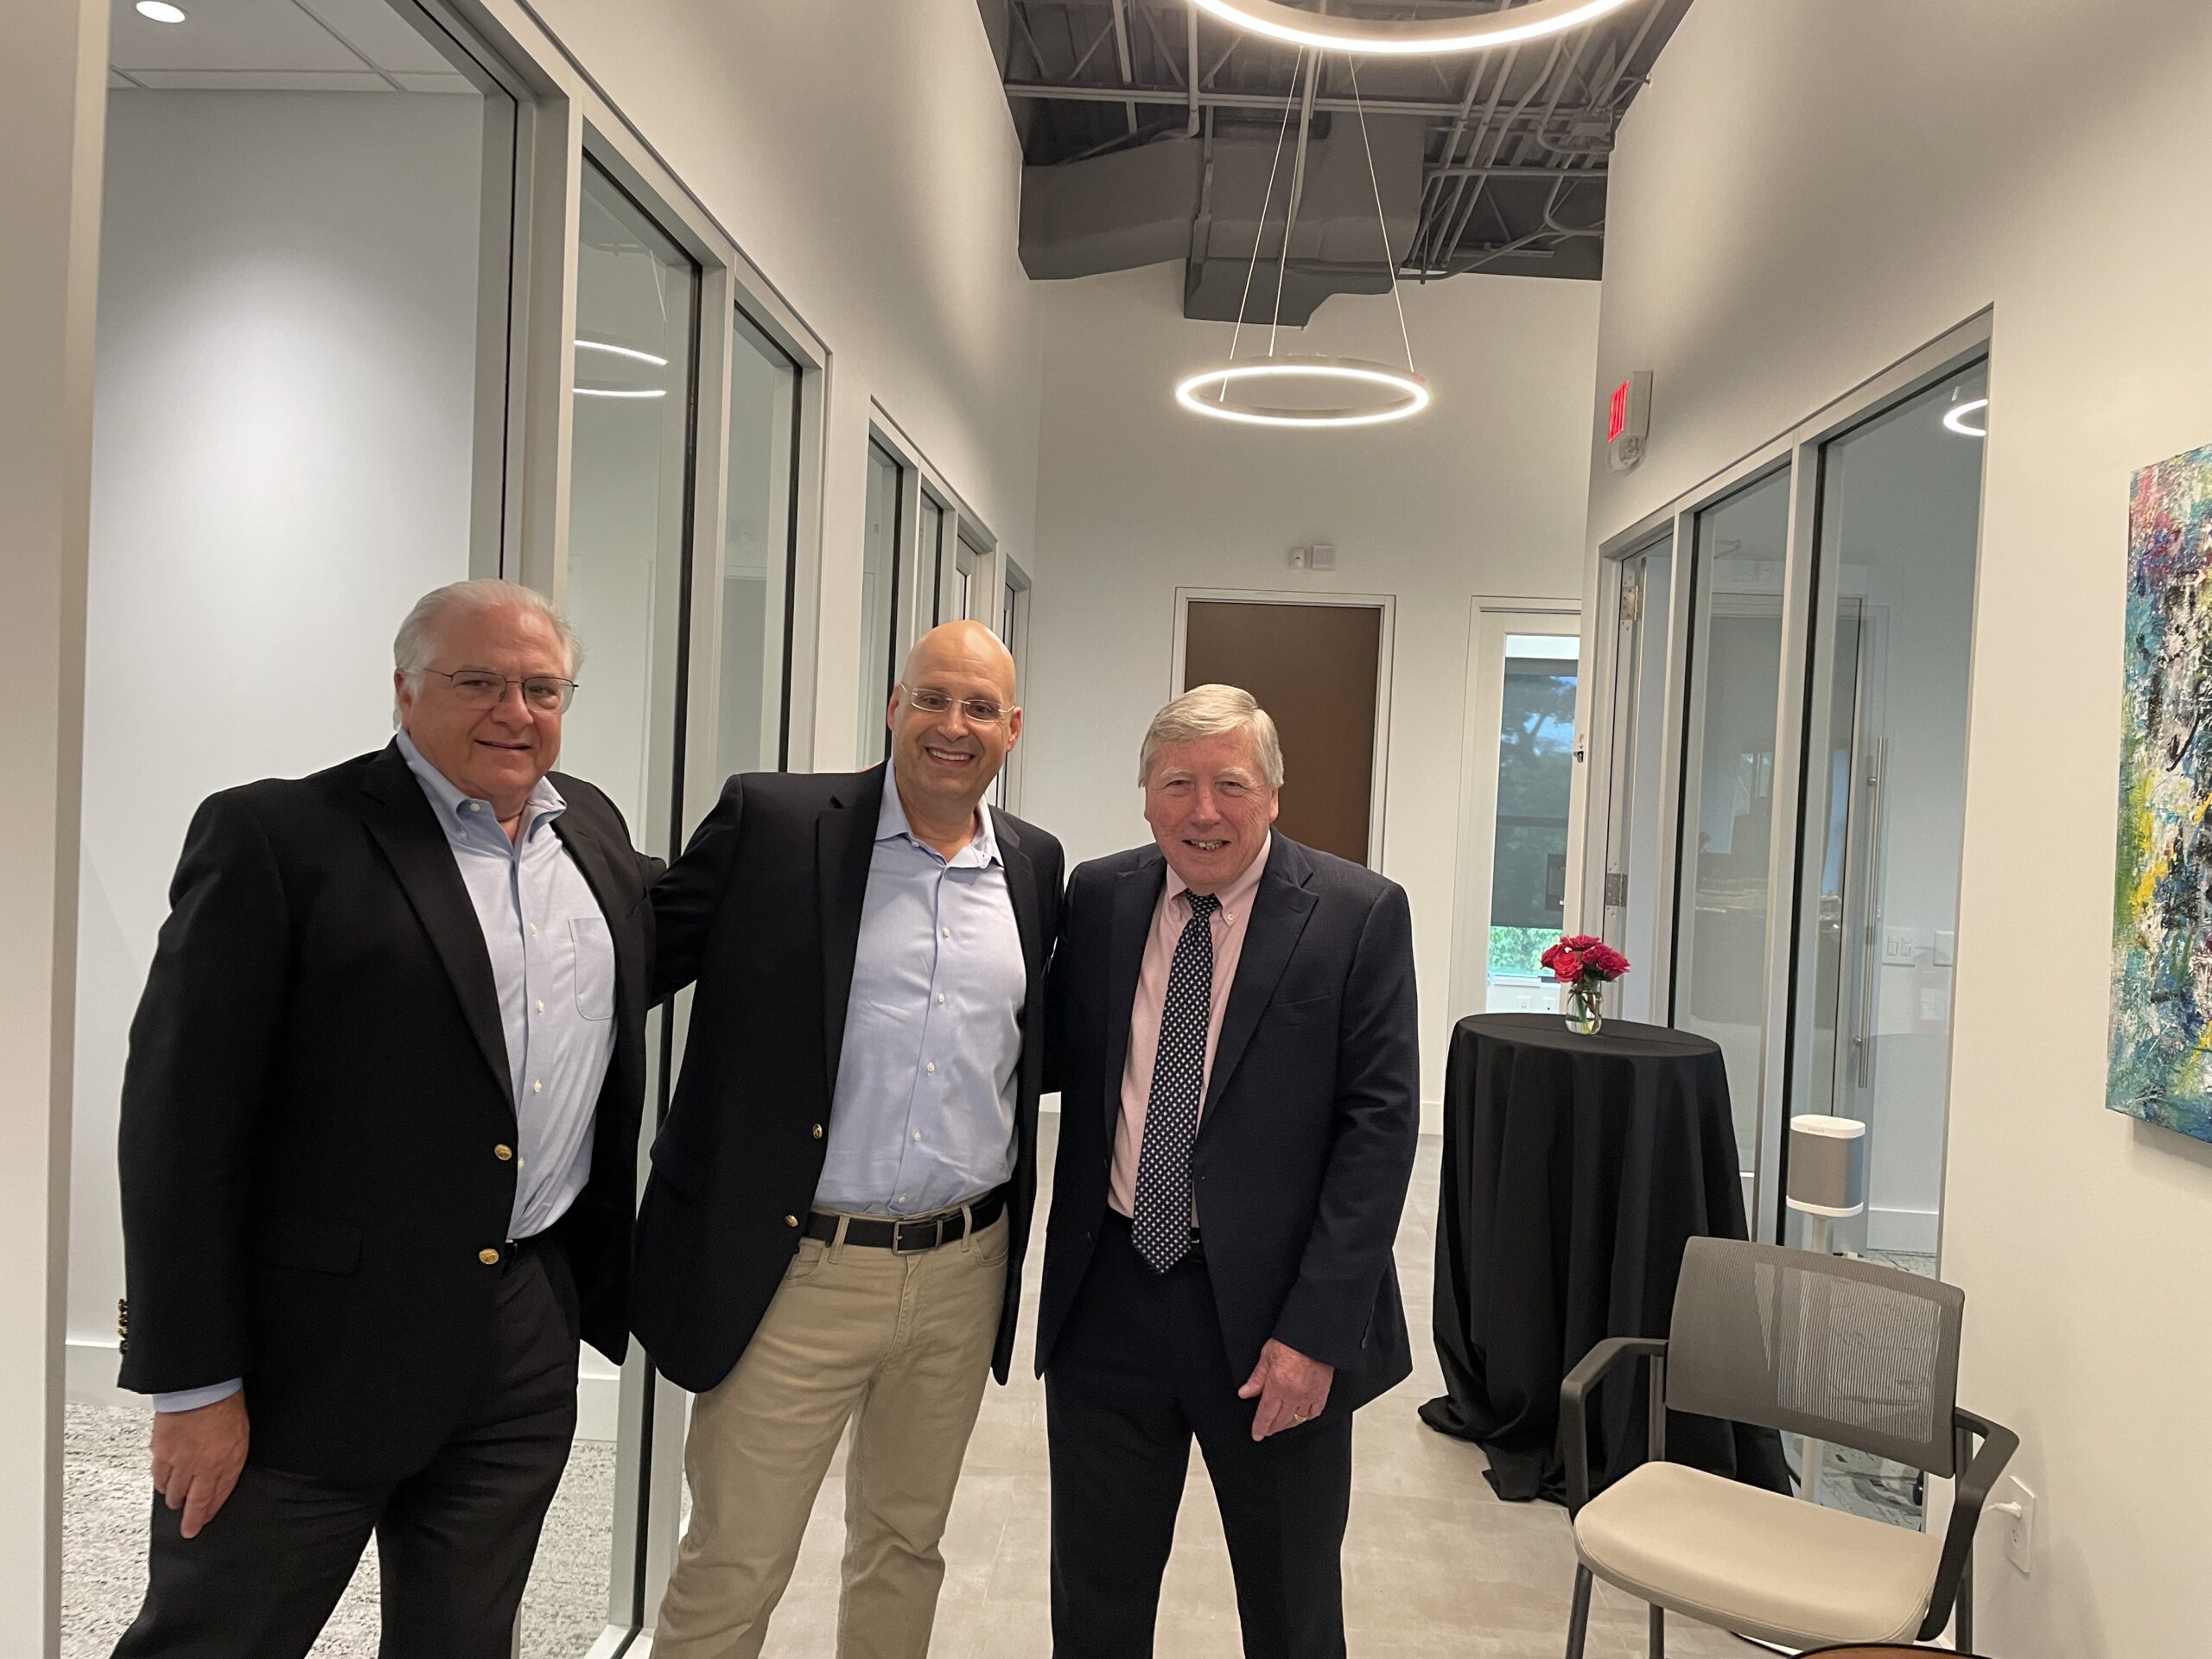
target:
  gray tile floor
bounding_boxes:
[66,1128,1759,1658]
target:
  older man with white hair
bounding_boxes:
[111,578,659,1657]
[1038,683,1421,1659]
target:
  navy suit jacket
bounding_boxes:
[632,765,1065,1393]
[1037,831,1421,1419]
[117,742,658,1483]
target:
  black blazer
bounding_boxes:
[632,765,1065,1393]
[116,742,658,1484]
[1037,833,1421,1418]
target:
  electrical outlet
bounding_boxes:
[1991,1474,2037,1573]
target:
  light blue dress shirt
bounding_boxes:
[813,780,1027,1218]
[151,734,617,1413]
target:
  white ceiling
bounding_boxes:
[108,0,475,94]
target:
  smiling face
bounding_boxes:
[888,620,1021,830]
[393,601,569,819]
[1142,727,1279,893]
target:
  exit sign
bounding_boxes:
[1605,371,1651,472]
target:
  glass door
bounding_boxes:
[1788,365,1986,1268]
[1672,469,1793,1220]
[718,308,802,778]
[1781,363,1986,1523]
[1453,611,1582,1017]
[1600,537,1675,1023]
[859,440,904,762]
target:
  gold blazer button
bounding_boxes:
[479,1248,501,1265]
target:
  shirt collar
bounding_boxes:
[876,767,1001,868]
[395,729,566,845]
[1165,830,1272,924]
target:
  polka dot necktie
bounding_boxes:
[1131,891,1220,1274]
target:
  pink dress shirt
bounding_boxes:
[1108,836,1274,1220]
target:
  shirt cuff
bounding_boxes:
[152,1378,243,1414]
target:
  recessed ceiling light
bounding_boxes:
[1192,0,1638,56]
[136,2,188,22]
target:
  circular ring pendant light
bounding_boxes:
[1178,357,1428,427]
[1177,52,1428,429]
[1192,0,1642,56]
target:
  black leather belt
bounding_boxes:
[805,1189,1007,1252]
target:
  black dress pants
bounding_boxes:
[1046,1215,1354,1659]
[112,1237,581,1659]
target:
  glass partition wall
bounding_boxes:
[1580,327,1987,1522]
[859,439,905,761]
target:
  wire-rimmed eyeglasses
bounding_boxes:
[418,668,579,712]
[902,686,1013,725]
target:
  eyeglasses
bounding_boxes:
[902,687,1013,725]
[419,668,579,712]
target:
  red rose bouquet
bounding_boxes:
[1541,935,1630,1033]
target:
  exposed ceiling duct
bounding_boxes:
[981,0,1692,322]
[1021,112,1423,326]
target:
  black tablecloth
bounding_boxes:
[1419,1013,1790,1503]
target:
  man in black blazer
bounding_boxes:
[638,620,1064,1658]
[111,580,658,1657]
[1038,684,1420,1659]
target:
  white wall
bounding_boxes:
[67,88,486,1385]
[1024,263,1601,1118]
[525,0,1046,769]
[1585,3,2212,1651]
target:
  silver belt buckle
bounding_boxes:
[893,1215,943,1253]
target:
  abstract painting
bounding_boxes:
[2110,442,2212,1142]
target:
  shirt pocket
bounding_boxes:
[571,913,616,1021]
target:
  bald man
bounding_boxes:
[637,621,1064,1658]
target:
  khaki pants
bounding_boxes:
[654,1209,1010,1659]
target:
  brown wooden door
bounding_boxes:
[1181,599,1383,865]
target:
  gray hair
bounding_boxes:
[1138,683,1285,789]
[392,578,583,723]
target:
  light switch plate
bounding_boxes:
[1883,925,1919,965]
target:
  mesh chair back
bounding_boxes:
[1666,1236,1965,1477]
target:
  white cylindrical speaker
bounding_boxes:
[1785,1115,1867,1217]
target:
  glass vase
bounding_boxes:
[1565,982,1604,1036]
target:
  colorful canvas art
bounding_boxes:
[2109,442,2212,1142]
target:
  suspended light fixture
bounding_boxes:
[1177,53,1427,429]
[1942,396,1989,438]
[1192,0,1638,57]
[1176,359,1427,427]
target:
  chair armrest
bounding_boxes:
[1560,1337,1668,1515]
[1916,1406,2020,1643]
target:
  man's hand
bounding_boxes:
[150,1392,250,1539]
[1236,1338,1333,1441]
